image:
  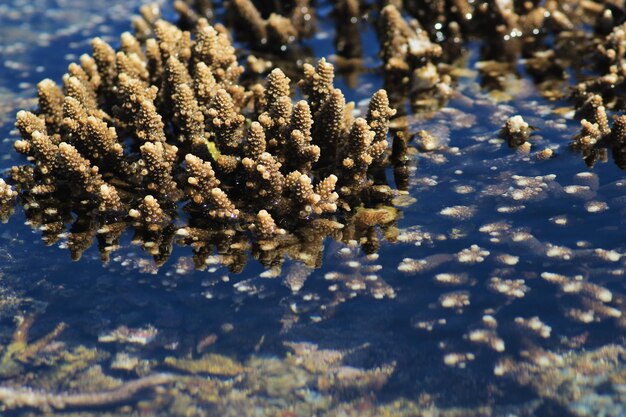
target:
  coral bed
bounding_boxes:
[3,1,626,416]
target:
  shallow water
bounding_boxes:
[0,1,625,416]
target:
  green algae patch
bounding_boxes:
[164,354,244,376]
[206,140,221,161]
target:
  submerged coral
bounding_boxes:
[6,12,399,273]
[569,94,626,169]
[0,179,17,223]
[174,0,315,52]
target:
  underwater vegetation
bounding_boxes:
[2,0,626,416]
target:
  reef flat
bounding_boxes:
[0,1,626,416]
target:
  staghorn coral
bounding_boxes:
[572,14,626,111]
[5,12,398,274]
[375,3,455,113]
[153,0,599,126]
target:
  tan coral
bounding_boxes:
[299,58,335,114]
[208,188,239,219]
[184,154,221,205]
[37,79,65,130]
[251,209,286,239]
[129,195,167,231]
[340,118,387,196]
[7,15,397,272]
[207,88,245,149]
[139,141,179,198]
[367,89,397,146]
[0,179,17,206]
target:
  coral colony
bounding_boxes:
[4,10,398,270]
[5,0,626,269]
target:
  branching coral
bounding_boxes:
[378,4,443,75]
[177,0,314,50]
[0,179,17,223]
[5,11,398,273]
[567,94,626,168]
[572,17,626,111]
